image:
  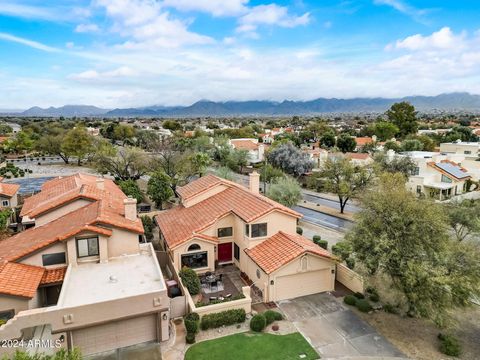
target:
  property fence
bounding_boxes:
[336,263,364,293]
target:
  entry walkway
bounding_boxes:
[277,293,409,360]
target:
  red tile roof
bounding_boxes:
[41,266,67,285]
[345,152,371,160]
[245,231,334,274]
[20,173,126,219]
[156,175,301,249]
[231,139,259,150]
[355,137,374,146]
[0,262,45,298]
[0,183,20,198]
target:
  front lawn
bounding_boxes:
[184,332,319,360]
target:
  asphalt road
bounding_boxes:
[294,206,354,231]
[302,193,361,213]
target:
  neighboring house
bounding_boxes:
[303,148,328,169]
[258,133,274,144]
[0,174,169,357]
[439,141,480,160]
[354,136,376,151]
[0,181,20,228]
[403,152,472,200]
[229,138,265,164]
[344,152,374,166]
[155,173,336,303]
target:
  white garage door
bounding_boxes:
[275,270,332,301]
[72,315,157,356]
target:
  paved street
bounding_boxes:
[302,193,361,214]
[294,206,354,231]
[277,293,408,360]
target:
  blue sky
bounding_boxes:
[0,0,479,108]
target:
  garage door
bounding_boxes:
[275,270,332,301]
[72,315,157,356]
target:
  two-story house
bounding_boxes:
[156,173,336,303]
[439,141,480,160]
[229,138,265,164]
[0,174,169,357]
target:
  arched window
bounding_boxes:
[301,256,308,271]
[187,244,201,251]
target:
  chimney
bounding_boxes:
[249,171,260,194]
[124,197,137,221]
[96,178,105,190]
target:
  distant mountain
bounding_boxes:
[6,93,480,117]
[20,105,110,117]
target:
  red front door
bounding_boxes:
[218,243,233,263]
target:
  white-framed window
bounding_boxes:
[441,174,453,183]
[217,227,233,238]
[1,200,9,207]
[76,237,99,258]
[251,223,267,238]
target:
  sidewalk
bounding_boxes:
[301,189,361,207]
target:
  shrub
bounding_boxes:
[296,226,303,235]
[353,292,365,299]
[312,235,321,243]
[315,239,328,250]
[331,241,352,261]
[179,267,201,295]
[345,257,355,269]
[343,295,357,306]
[250,314,266,332]
[263,310,283,325]
[369,293,380,302]
[383,303,398,314]
[200,309,246,330]
[438,333,461,357]
[356,299,372,313]
[186,332,196,344]
[184,312,200,334]
[365,286,378,295]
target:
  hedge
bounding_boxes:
[343,295,357,306]
[184,312,200,335]
[200,309,246,330]
[264,310,283,325]
[356,299,372,313]
[438,333,461,357]
[296,226,303,235]
[250,314,266,332]
[179,267,201,295]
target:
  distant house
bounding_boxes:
[230,138,265,164]
[403,152,472,200]
[0,181,20,228]
[344,152,374,166]
[258,133,274,144]
[439,141,480,160]
[303,148,328,169]
[354,136,376,151]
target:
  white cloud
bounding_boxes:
[391,27,465,51]
[94,0,213,48]
[75,23,100,33]
[0,2,57,21]
[374,0,429,22]
[237,4,310,34]
[69,66,137,81]
[0,32,60,52]
[162,0,248,17]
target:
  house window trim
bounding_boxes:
[441,174,453,184]
[187,243,201,251]
[1,200,9,207]
[251,223,268,238]
[245,224,250,237]
[181,251,208,269]
[234,243,240,261]
[76,236,100,259]
[217,227,233,238]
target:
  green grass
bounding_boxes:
[184,332,319,360]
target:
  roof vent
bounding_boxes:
[109,275,118,283]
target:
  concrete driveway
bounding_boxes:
[277,293,409,360]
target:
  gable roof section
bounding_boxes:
[20,173,126,218]
[0,183,20,198]
[0,262,45,298]
[245,231,334,274]
[157,175,301,249]
[176,175,223,201]
[345,152,371,160]
[41,266,67,285]
[0,202,119,263]
[428,160,471,180]
[355,137,373,146]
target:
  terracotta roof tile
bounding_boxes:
[245,231,334,274]
[176,175,223,200]
[157,176,301,249]
[0,262,45,298]
[355,137,374,146]
[41,266,67,285]
[345,152,371,160]
[230,139,259,150]
[20,173,126,218]
[0,183,20,198]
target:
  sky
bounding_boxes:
[0,0,479,109]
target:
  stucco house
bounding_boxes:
[402,152,472,200]
[0,174,169,357]
[439,141,480,160]
[155,173,336,303]
[0,181,20,227]
[229,138,265,164]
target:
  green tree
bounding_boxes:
[266,176,302,208]
[114,124,136,145]
[372,121,399,141]
[94,146,150,180]
[147,171,174,210]
[0,124,13,135]
[214,167,235,181]
[400,139,423,152]
[141,215,154,241]
[189,152,212,177]
[136,129,160,150]
[227,149,249,173]
[444,200,480,241]
[267,143,313,176]
[336,133,356,153]
[118,179,143,203]
[320,156,374,213]
[373,152,417,178]
[386,102,418,138]
[347,173,480,324]
[319,131,336,148]
[163,120,183,131]
[35,132,70,164]
[61,126,94,165]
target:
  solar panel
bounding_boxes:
[436,162,469,179]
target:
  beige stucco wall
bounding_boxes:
[19,242,67,268]
[182,184,229,208]
[34,199,92,227]
[0,295,30,316]
[247,211,297,247]
[0,194,18,208]
[440,143,479,158]
[106,228,140,258]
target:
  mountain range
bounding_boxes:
[3,93,480,117]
